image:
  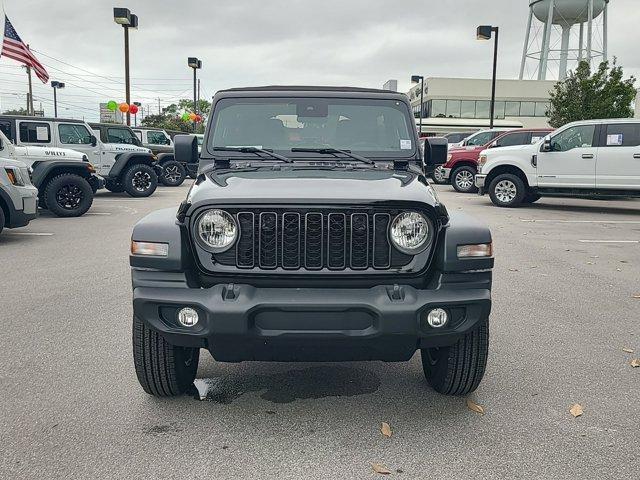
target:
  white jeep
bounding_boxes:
[475,119,640,207]
[0,129,98,217]
[0,116,159,197]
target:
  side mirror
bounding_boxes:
[90,135,97,147]
[423,137,448,175]
[541,136,552,152]
[174,134,198,165]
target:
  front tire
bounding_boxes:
[123,163,158,198]
[0,207,4,235]
[451,166,478,193]
[160,160,186,187]
[488,173,526,208]
[432,166,448,184]
[44,174,93,217]
[421,317,489,396]
[132,315,199,396]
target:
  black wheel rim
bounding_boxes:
[132,171,151,192]
[56,184,84,210]
[164,165,181,183]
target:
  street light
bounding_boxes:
[411,75,424,138]
[477,25,499,129]
[188,57,202,132]
[113,8,139,126]
[50,81,65,117]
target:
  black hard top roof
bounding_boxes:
[220,85,395,94]
[88,122,134,128]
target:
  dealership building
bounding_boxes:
[402,77,557,135]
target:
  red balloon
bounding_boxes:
[195,114,202,122]
[129,104,139,114]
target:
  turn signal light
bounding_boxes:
[457,243,493,258]
[131,240,169,257]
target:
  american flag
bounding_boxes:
[1,15,49,83]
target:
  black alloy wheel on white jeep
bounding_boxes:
[488,173,526,208]
[452,166,478,193]
[421,317,489,395]
[123,163,158,197]
[44,173,94,217]
[160,160,186,187]
[432,166,448,184]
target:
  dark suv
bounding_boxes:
[129,86,494,397]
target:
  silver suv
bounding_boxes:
[0,157,38,235]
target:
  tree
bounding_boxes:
[547,60,636,128]
[2,107,29,115]
[141,98,212,133]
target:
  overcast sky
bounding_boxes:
[1,0,638,120]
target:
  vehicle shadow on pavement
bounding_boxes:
[517,201,640,215]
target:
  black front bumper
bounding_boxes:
[88,175,105,193]
[133,283,491,362]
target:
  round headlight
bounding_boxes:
[197,209,237,251]
[389,212,431,254]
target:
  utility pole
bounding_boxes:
[26,65,34,115]
[158,97,161,115]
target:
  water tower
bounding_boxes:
[519,0,610,80]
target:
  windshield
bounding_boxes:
[107,127,141,145]
[465,131,498,146]
[209,97,415,158]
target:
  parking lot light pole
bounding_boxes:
[188,57,202,132]
[50,81,65,117]
[133,101,142,126]
[114,8,139,126]
[411,75,424,138]
[477,25,499,129]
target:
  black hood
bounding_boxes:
[184,167,448,220]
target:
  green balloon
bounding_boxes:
[107,100,117,111]
[181,113,190,121]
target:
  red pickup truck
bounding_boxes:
[442,128,553,193]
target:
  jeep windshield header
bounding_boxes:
[208,97,416,159]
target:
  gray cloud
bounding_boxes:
[0,0,637,120]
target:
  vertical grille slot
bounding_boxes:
[236,212,255,268]
[259,212,278,269]
[281,212,301,269]
[350,213,369,269]
[373,213,391,269]
[304,213,323,270]
[327,213,346,269]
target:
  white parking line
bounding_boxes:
[4,232,54,236]
[85,212,112,216]
[521,219,640,224]
[579,240,639,244]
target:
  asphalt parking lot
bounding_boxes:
[1,183,638,479]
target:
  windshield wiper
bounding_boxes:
[213,146,293,163]
[291,148,375,165]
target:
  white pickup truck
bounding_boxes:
[475,119,640,207]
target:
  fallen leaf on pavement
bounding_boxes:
[372,463,392,475]
[380,422,392,438]
[631,359,640,368]
[622,348,634,354]
[466,399,485,415]
[570,404,583,418]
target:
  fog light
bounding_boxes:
[177,307,199,327]
[427,308,448,328]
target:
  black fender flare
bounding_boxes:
[156,152,175,165]
[434,211,493,272]
[109,152,156,180]
[130,207,190,272]
[0,187,14,224]
[30,161,92,190]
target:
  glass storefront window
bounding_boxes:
[520,102,536,116]
[461,100,476,118]
[505,101,520,116]
[493,101,505,119]
[535,102,550,117]
[430,100,446,118]
[445,100,461,118]
[475,101,490,119]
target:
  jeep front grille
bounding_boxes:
[210,209,416,272]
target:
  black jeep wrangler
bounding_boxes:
[130,86,493,397]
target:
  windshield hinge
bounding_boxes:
[214,158,231,169]
[393,159,409,170]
